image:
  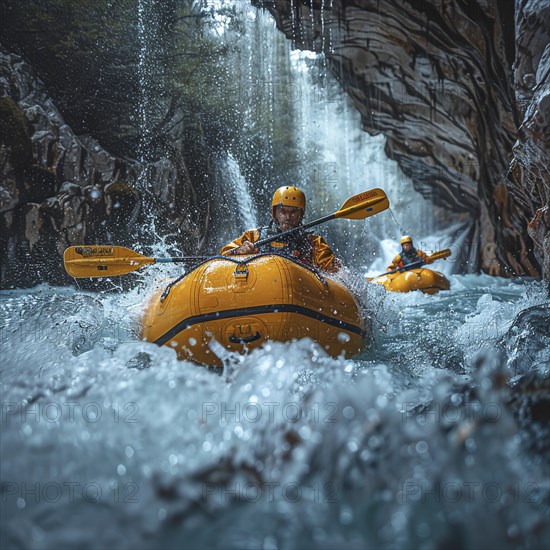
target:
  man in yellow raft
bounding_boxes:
[220,186,341,273]
[387,235,433,271]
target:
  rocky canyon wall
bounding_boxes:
[254,0,549,277]
[511,0,550,278]
[0,47,211,287]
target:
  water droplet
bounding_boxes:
[234,426,244,437]
[299,426,311,440]
[339,505,353,525]
[376,395,388,408]
[337,332,350,343]
[416,440,429,454]
[343,406,355,419]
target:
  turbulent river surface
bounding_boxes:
[1,270,549,549]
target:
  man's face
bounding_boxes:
[402,242,413,253]
[275,205,303,231]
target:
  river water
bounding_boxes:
[1,271,548,549]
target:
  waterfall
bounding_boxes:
[136,0,150,166]
[215,152,259,232]
[134,0,169,246]
[205,2,459,270]
[280,47,443,268]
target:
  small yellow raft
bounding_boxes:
[369,267,450,295]
[141,254,366,366]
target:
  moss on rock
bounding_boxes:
[0,97,33,170]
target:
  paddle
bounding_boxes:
[64,188,390,278]
[368,248,452,280]
[63,245,208,278]
[253,187,389,249]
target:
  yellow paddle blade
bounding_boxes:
[335,188,390,219]
[63,245,155,278]
[428,248,452,261]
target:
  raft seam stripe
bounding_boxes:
[153,304,365,345]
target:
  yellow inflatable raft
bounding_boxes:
[141,254,366,366]
[370,267,450,295]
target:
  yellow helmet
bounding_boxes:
[400,235,413,245]
[271,186,306,217]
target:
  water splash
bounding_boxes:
[1,278,548,548]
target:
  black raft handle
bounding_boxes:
[229,332,262,344]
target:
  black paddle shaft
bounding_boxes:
[253,213,336,249]
[155,256,210,263]
[381,259,425,277]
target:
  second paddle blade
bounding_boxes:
[63,245,151,278]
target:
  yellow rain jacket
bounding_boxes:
[220,228,340,273]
